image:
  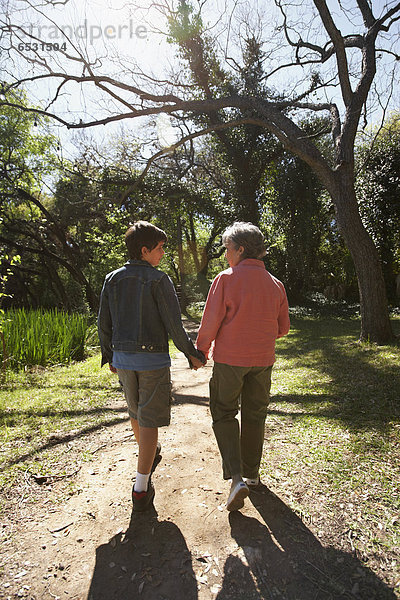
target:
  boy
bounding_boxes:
[98,221,205,511]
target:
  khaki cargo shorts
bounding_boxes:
[116,366,172,428]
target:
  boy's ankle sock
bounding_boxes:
[134,472,150,493]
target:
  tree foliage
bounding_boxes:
[1,0,398,340]
[356,114,400,300]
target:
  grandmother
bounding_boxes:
[196,222,290,511]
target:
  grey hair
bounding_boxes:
[222,222,266,260]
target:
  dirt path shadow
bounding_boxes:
[88,509,198,600]
[216,485,396,599]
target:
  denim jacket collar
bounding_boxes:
[126,259,154,268]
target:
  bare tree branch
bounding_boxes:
[355,0,375,29]
[375,2,400,32]
[313,0,353,105]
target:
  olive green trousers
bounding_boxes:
[209,362,273,480]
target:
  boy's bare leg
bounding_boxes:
[130,417,140,444]
[137,426,158,474]
[130,418,158,473]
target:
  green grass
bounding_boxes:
[262,315,400,593]
[1,308,89,371]
[0,354,124,497]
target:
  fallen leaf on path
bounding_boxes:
[138,581,145,593]
[211,584,222,594]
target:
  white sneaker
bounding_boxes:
[226,481,249,511]
[244,477,260,487]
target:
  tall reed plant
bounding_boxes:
[0,309,89,371]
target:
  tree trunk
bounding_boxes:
[84,281,99,314]
[332,171,393,344]
[236,184,260,225]
[176,214,188,311]
[43,260,71,310]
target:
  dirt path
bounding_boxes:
[1,323,397,600]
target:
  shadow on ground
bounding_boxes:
[0,405,127,425]
[217,486,396,600]
[172,391,209,407]
[1,414,129,469]
[87,509,198,600]
[87,486,396,600]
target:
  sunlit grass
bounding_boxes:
[262,316,400,590]
[0,354,124,492]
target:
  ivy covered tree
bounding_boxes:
[356,114,400,302]
[169,8,282,225]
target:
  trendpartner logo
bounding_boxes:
[28,20,148,45]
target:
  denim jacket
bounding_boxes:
[97,260,204,367]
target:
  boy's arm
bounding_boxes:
[97,278,113,367]
[196,275,227,358]
[155,275,205,364]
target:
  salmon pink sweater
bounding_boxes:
[196,259,290,367]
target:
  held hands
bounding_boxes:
[110,359,205,372]
[189,355,206,370]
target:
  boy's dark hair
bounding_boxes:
[125,221,167,260]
